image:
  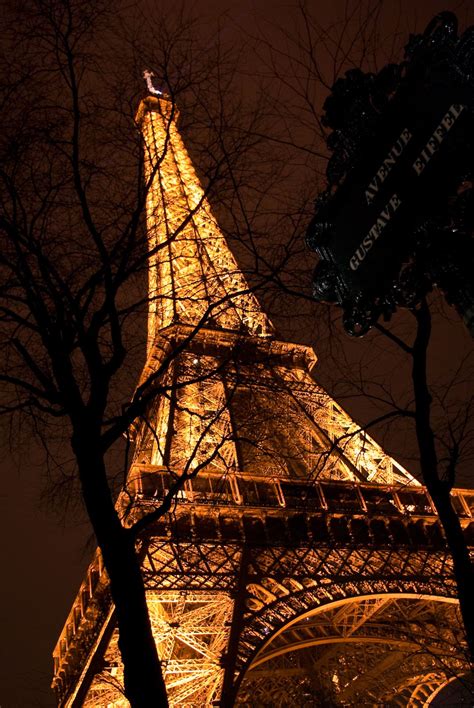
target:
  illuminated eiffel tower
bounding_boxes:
[52,92,473,707]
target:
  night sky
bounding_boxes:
[1,1,473,706]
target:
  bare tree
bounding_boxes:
[247,0,474,663]
[0,0,285,704]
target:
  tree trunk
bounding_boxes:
[412,300,474,662]
[72,428,169,707]
[428,483,474,660]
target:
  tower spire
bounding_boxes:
[137,96,273,355]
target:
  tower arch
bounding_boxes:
[235,584,467,706]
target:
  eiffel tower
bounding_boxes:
[52,93,474,707]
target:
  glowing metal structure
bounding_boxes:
[52,95,473,706]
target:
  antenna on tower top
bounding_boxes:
[143,70,163,96]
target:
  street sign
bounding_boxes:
[307,12,474,335]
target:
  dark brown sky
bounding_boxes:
[1,1,473,706]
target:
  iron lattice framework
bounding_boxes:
[52,95,474,707]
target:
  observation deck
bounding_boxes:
[52,468,474,704]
